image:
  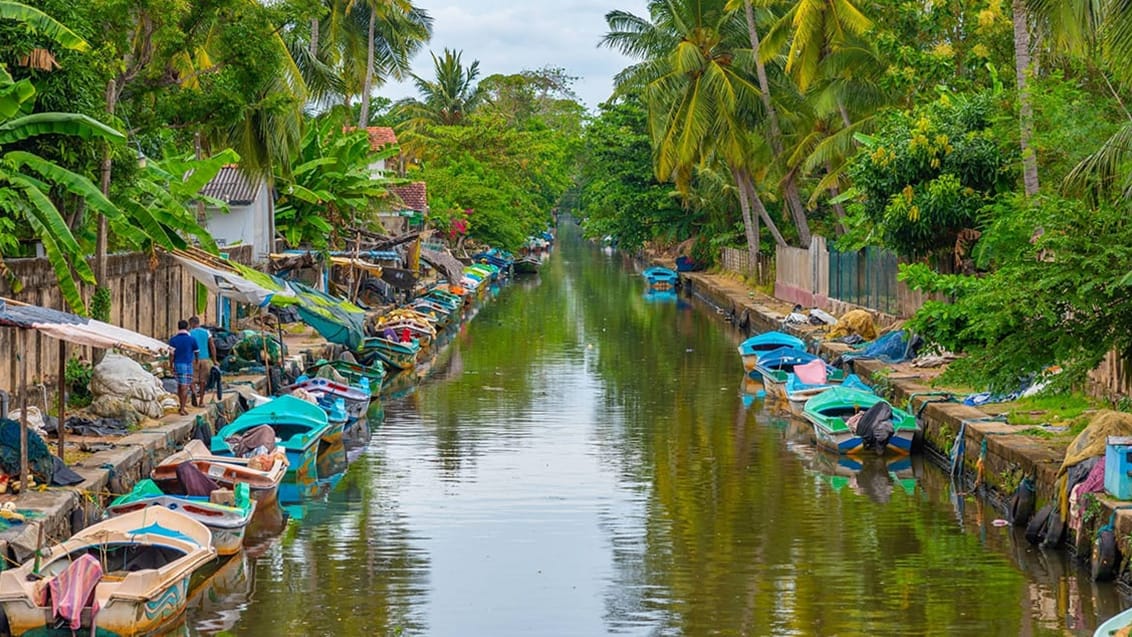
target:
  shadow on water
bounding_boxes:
[188,218,1126,636]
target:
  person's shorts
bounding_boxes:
[174,363,193,387]
[193,358,212,386]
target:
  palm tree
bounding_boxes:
[351,0,432,127]
[1013,0,1039,196]
[603,0,786,263]
[400,48,485,126]
[761,0,873,92]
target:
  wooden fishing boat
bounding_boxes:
[409,299,453,327]
[108,481,255,556]
[152,440,286,506]
[754,347,844,396]
[290,376,370,421]
[211,395,331,504]
[642,266,679,290]
[1095,607,1132,636]
[423,288,462,312]
[738,331,805,374]
[307,358,385,397]
[514,255,540,275]
[0,508,215,636]
[359,336,421,371]
[802,386,919,455]
[784,373,872,412]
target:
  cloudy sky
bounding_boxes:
[377,0,651,112]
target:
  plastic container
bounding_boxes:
[1104,436,1132,499]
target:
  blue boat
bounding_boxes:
[211,395,331,505]
[1096,608,1132,636]
[754,346,844,395]
[643,266,679,290]
[738,331,806,375]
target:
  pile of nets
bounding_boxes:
[221,331,288,373]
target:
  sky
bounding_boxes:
[377,0,651,113]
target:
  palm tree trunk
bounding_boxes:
[1013,0,1040,196]
[738,168,787,247]
[310,18,320,57]
[358,8,376,128]
[826,162,849,235]
[96,78,116,286]
[742,1,810,246]
[733,166,761,263]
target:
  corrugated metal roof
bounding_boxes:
[200,166,259,205]
[389,182,427,212]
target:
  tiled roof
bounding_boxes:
[365,126,398,150]
[389,182,427,212]
[200,166,259,205]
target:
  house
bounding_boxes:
[383,182,428,235]
[200,166,274,259]
[363,126,398,178]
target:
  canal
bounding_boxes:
[196,221,1125,636]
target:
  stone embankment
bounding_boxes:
[676,268,1132,576]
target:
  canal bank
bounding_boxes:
[674,266,1132,583]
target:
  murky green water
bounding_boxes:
[192,222,1127,636]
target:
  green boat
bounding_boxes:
[423,288,462,311]
[308,359,385,397]
[108,480,254,557]
[359,336,421,371]
[802,386,919,455]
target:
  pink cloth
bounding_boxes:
[49,553,102,629]
[1079,457,1106,495]
[794,359,828,385]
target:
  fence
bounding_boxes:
[719,247,775,287]
[0,246,253,399]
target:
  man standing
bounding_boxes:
[169,320,198,415]
[188,316,216,406]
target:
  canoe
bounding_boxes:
[290,376,370,421]
[1096,607,1132,636]
[359,336,420,371]
[754,347,844,395]
[211,395,330,503]
[738,331,806,374]
[643,266,679,290]
[152,440,286,505]
[108,480,255,556]
[803,386,919,455]
[784,373,872,412]
[514,256,540,275]
[0,508,215,636]
[307,359,385,397]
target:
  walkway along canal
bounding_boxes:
[198,221,1124,636]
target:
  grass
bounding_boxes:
[983,392,1099,436]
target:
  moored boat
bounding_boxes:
[0,508,216,636]
[642,266,679,290]
[290,376,369,421]
[802,386,919,455]
[784,372,872,412]
[211,395,331,501]
[152,440,286,505]
[738,331,806,374]
[307,358,385,397]
[514,256,540,275]
[754,347,844,395]
[1095,607,1132,636]
[359,336,420,371]
[108,480,255,556]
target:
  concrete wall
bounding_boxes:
[0,246,252,401]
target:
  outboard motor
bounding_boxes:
[856,402,895,453]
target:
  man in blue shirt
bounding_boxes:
[188,316,216,406]
[169,320,198,415]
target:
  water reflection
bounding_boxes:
[195,219,1123,636]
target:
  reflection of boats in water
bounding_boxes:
[643,288,679,303]
[740,375,767,409]
[787,433,920,502]
[186,551,253,635]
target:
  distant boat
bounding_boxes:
[0,507,216,636]
[1095,608,1132,636]
[359,336,421,371]
[803,386,919,455]
[643,266,679,290]
[738,331,806,374]
[514,255,541,274]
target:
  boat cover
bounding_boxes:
[49,553,102,630]
[794,359,828,385]
[175,462,220,497]
[855,401,895,449]
[225,424,277,458]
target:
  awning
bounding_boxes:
[171,250,366,349]
[0,298,171,355]
[420,247,465,284]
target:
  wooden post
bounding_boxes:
[19,329,28,493]
[56,342,66,461]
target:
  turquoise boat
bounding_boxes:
[409,298,453,327]
[108,480,255,556]
[1095,608,1132,636]
[423,289,462,311]
[307,359,385,397]
[359,336,421,371]
[643,266,679,290]
[754,346,844,395]
[802,386,919,455]
[784,372,872,412]
[738,331,805,375]
[211,395,331,504]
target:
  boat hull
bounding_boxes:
[4,575,192,637]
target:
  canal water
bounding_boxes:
[194,222,1126,636]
